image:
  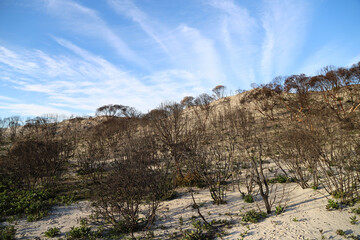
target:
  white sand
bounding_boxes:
[10,201,92,239]
[153,184,359,239]
[6,184,360,239]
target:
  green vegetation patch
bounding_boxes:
[0,178,78,222]
[0,225,16,240]
[241,210,267,223]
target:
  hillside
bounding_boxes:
[0,62,360,239]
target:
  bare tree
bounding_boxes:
[96,104,142,118]
[188,111,235,204]
[180,96,195,108]
[92,132,170,237]
[273,125,319,189]
[147,102,192,181]
[312,112,360,203]
[310,64,360,121]
[235,108,274,213]
[212,85,226,100]
[0,118,6,145]
[4,116,21,141]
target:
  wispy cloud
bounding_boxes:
[107,0,171,57]
[177,25,226,86]
[0,47,39,72]
[260,0,310,82]
[43,0,147,67]
[0,39,208,116]
[208,0,259,86]
[348,54,360,67]
[0,103,72,117]
[0,95,19,102]
[299,44,345,76]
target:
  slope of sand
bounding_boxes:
[6,183,360,239]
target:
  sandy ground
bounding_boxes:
[5,183,360,239]
[8,201,92,239]
[153,184,360,240]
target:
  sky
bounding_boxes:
[0,0,360,118]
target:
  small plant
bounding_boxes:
[243,194,254,203]
[268,175,290,184]
[311,184,318,190]
[348,234,359,240]
[239,228,249,239]
[0,225,16,240]
[93,225,104,238]
[350,215,358,225]
[181,229,207,240]
[44,227,60,238]
[319,229,325,240]
[336,229,345,236]
[6,216,16,224]
[332,190,345,199]
[66,224,91,239]
[161,190,178,201]
[27,211,47,222]
[351,207,360,215]
[241,210,267,223]
[191,201,206,209]
[276,175,288,183]
[145,230,155,239]
[326,199,340,210]
[275,205,285,215]
[179,216,184,226]
[292,217,298,222]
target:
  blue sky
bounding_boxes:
[0,0,360,117]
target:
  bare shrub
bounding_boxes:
[92,133,170,237]
[235,108,275,213]
[4,117,74,189]
[189,137,234,204]
[314,113,360,203]
[273,125,320,189]
[3,116,21,141]
[6,138,70,189]
[147,102,191,181]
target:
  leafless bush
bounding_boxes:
[6,138,71,189]
[3,116,21,141]
[92,133,170,237]
[234,108,275,213]
[313,114,360,203]
[189,139,234,204]
[225,107,256,196]
[147,102,192,181]
[0,118,6,145]
[273,126,320,189]
[4,117,74,189]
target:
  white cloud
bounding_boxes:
[107,0,226,89]
[260,0,310,82]
[208,0,259,87]
[0,103,72,117]
[0,47,39,72]
[108,0,171,57]
[0,39,212,116]
[0,95,19,102]
[299,44,344,76]
[347,54,360,67]
[43,0,147,67]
